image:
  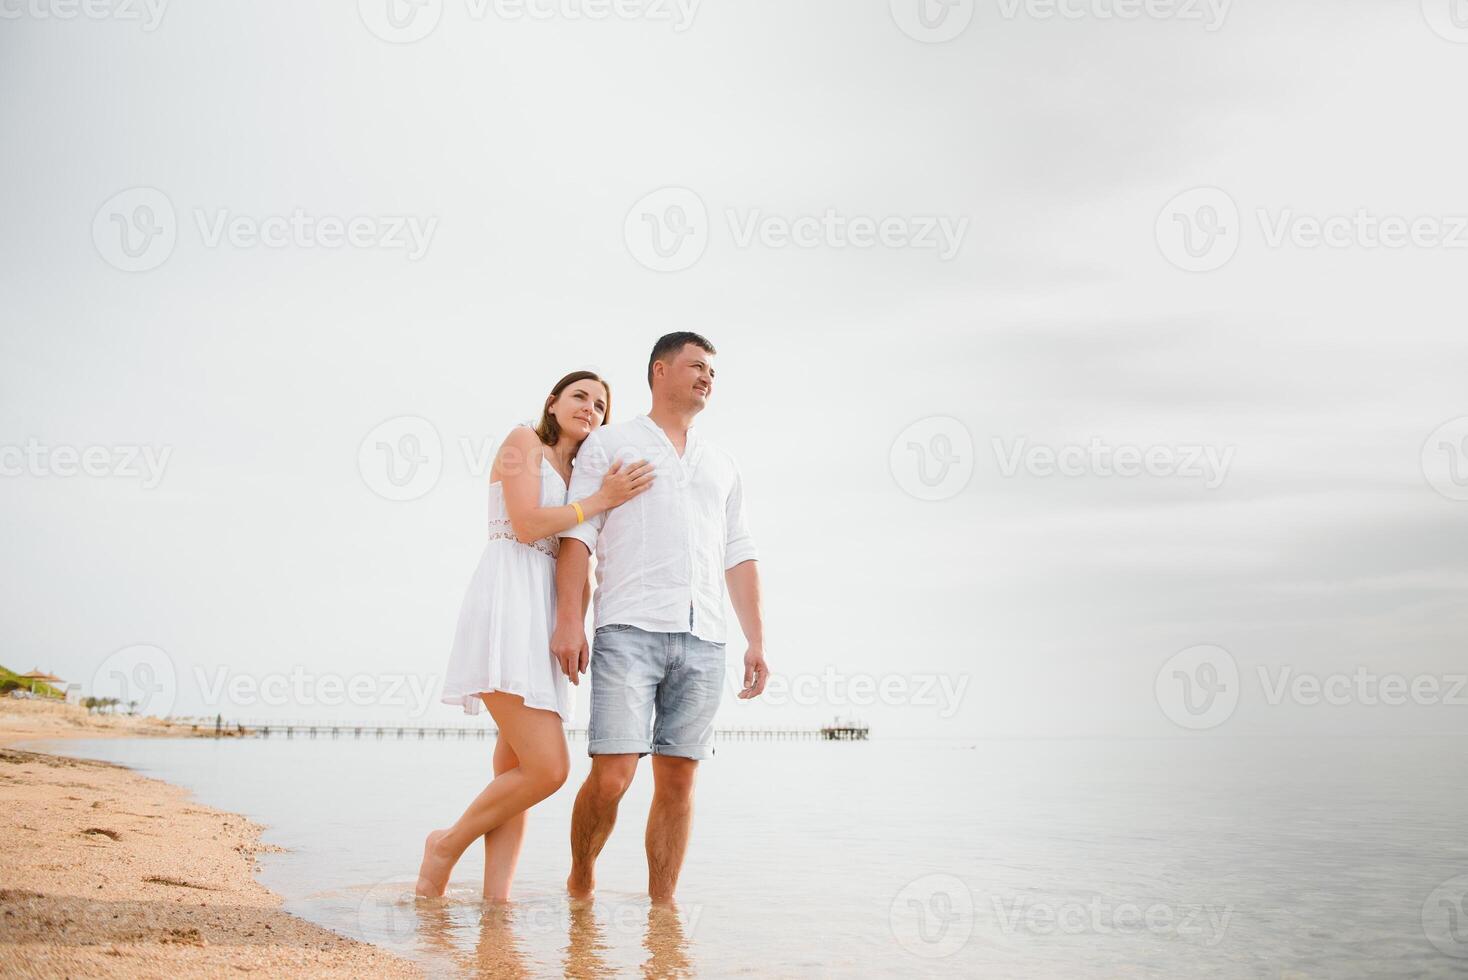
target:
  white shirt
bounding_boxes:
[560,415,758,643]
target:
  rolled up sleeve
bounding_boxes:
[559,431,608,555]
[723,464,758,569]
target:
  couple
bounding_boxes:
[418,332,767,906]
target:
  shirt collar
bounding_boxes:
[637,413,698,438]
[638,414,700,462]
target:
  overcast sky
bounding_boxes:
[3,0,1466,737]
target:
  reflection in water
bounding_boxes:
[403,890,696,978]
[410,897,464,970]
[414,896,534,979]
[565,898,614,979]
[472,903,532,979]
[643,904,694,979]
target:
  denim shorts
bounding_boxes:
[588,623,726,760]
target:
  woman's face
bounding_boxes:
[550,379,609,441]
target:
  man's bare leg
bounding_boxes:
[646,755,698,906]
[567,754,638,899]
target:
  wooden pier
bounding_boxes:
[188,719,855,743]
[819,723,870,741]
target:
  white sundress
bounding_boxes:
[440,455,572,721]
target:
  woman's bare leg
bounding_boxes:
[481,730,526,902]
[416,692,569,897]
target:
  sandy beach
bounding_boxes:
[0,699,421,978]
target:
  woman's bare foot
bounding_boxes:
[415,830,456,897]
[566,865,595,900]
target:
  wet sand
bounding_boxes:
[0,699,421,978]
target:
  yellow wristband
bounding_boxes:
[571,501,585,524]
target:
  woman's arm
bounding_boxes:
[495,427,651,544]
[496,427,596,544]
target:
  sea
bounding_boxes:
[28,734,1468,978]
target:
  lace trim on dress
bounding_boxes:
[487,517,559,559]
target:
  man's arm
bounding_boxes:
[551,541,591,685]
[550,433,610,685]
[723,462,766,699]
[726,559,766,699]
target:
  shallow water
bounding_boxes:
[31,734,1468,978]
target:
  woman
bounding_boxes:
[419,370,653,899]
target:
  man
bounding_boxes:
[550,331,767,905]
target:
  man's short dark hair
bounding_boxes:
[647,331,717,387]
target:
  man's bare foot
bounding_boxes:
[415,829,455,897]
[566,865,595,900]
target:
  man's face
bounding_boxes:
[660,344,715,408]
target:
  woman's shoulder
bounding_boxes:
[495,425,546,476]
[502,424,544,450]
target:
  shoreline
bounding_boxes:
[0,699,422,978]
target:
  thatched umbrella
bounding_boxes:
[19,669,64,696]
